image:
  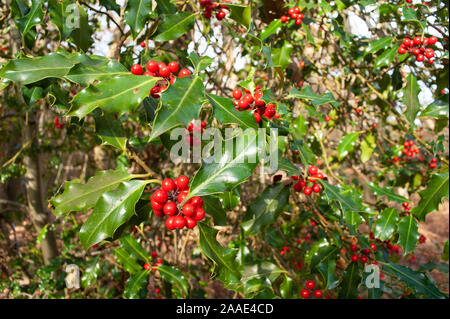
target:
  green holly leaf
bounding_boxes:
[219,188,240,211]
[188,51,213,74]
[360,133,376,163]
[373,46,397,70]
[81,257,101,288]
[241,262,285,294]
[202,196,227,226]
[374,208,399,241]
[155,0,176,14]
[420,94,449,119]
[15,0,44,40]
[222,3,251,30]
[70,4,94,52]
[260,19,282,42]
[242,183,289,235]
[154,12,195,42]
[68,75,160,118]
[197,222,241,285]
[124,270,149,299]
[271,41,293,69]
[338,262,361,299]
[412,172,449,221]
[337,132,360,160]
[276,158,301,176]
[291,113,308,140]
[115,247,142,274]
[206,93,258,129]
[157,265,189,298]
[403,73,421,125]
[51,170,137,217]
[380,262,446,299]
[187,130,261,200]
[288,86,341,107]
[293,140,316,165]
[441,240,449,261]
[0,53,76,85]
[280,275,295,298]
[95,115,127,152]
[48,0,75,40]
[366,182,408,204]
[124,0,152,39]
[65,55,128,86]
[320,180,362,213]
[79,180,148,249]
[402,6,426,30]
[364,36,393,56]
[398,215,420,255]
[119,235,150,263]
[311,245,340,290]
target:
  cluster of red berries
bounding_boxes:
[397,36,438,64]
[199,0,229,20]
[150,176,205,230]
[350,241,377,264]
[401,202,413,216]
[185,121,207,146]
[392,139,423,164]
[280,6,304,26]
[143,251,163,271]
[291,166,324,195]
[232,87,280,123]
[54,117,63,129]
[279,245,291,256]
[300,280,323,299]
[130,60,191,99]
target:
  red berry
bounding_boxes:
[216,10,226,20]
[300,289,310,298]
[178,68,191,78]
[431,158,437,163]
[308,166,318,176]
[177,191,188,204]
[147,60,159,73]
[402,202,409,208]
[155,288,160,294]
[175,175,189,190]
[312,183,321,193]
[238,99,249,109]
[416,54,425,62]
[150,86,161,99]
[159,66,171,78]
[233,89,242,100]
[314,290,323,298]
[254,112,261,123]
[168,61,179,74]
[163,201,178,216]
[140,41,146,48]
[402,38,412,47]
[419,235,426,244]
[305,280,315,290]
[92,244,99,248]
[193,207,205,221]
[295,19,302,25]
[413,36,422,46]
[165,216,176,230]
[281,15,288,23]
[182,203,196,217]
[360,255,368,263]
[303,186,312,196]
[173,215,186,229]
[425,49,434,59]
[153,209,164,218]
[185,217,197,229]
[370,244,377,251]
[190,196,204,208]
[144,264,151,270]
[350,244,359,252]
[351,254,359,262]
[428,36,438,45]
[362,248,371,255]
[294,181,304,192]
[162,178,176,192]
[153,190,168,204]
[429,162,437,168]
[131,64,143,75]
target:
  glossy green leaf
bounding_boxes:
[412,172,449,221]
[374,208,399,241]
[271,41,293,69]
[154,12,195,42]
[16,0,44,39]
[124,270,149,299]
[65,55,128,86]
[321,180,362,213]
[364,37,393,56]
[338,262,361,299]
[51,170,137,217]
[69,75,160,118]
[119,235,150,263]
[48,0,75,40]
[206,93,258,129]
[398,215,420,255]
[402,6,426,30]
[220,189,240,211]
[420,94,449,119]
[70,4,94,52]
[241,262,285,294]
[156,0,176,14]
[95,115,127,152]
[124,0,152,39]
[380,262,446,299]
[188,51,213,74]
[403,73,421,125]
[293,140,315,165]
[79,180,148,249]
[81,257,101,288]
[441,240,449,261]
[202,196,227,226]
[149,76,204,141]
[223,3,251,30]
[157,265,190,298]
[187,130,261,199]
[280,275,295,298]
[0,53,76,85]
[260,19,282,42]
[337,132,360,160]
[291,113,308,140]
[366,182,408,204]
[197,222,241,284]
[288,86,341,107]
[115,247,142,274]
[311,245,339,290]
[242,183,289,235]
[360,133,376,163]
